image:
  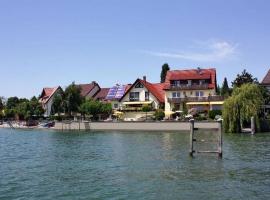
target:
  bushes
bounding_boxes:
[208,110,222,120]
[154,109,165,120]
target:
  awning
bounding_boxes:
[165,110,175,115]
[113,111,124,115]
[122,101,152,105]
[186,102,209,105]
[210,101,224,105]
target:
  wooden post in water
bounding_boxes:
[218,121,223,158]
[251,116,255,135]
[189,120,195,157]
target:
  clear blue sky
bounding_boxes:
[0,0,270,98]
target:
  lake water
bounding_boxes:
[0,128,270,200]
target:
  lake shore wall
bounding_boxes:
[54,121,220,131]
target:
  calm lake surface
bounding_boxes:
[0,128,270,200]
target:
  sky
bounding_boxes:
[0,0,270,98]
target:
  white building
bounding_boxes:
[39,86,62,116]
[119,77,165,121]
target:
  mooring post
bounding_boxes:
[251,116,255,135]
[189,119,195,157]
[218,121,223,158]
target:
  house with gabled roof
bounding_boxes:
[261,69,270,92]
[93,88,110,101]
[77,81,100,99]
[164,68,224,115]
[39,86,62,116]
[119,76,165,121]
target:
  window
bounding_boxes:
[145,91,149,101]
[113,103,118,109]
[195,91,204,97]
[183,91,186,97]
[135,82,144,88]
[129,92,140,101]
[172,92,180,98]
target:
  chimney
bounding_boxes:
[143,76,146,82]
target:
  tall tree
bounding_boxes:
[223,84,263,133]
[216,84,221,95]
[0,97,3,111]
[160,63,170,83]
[221,77,230,97]
[65,82,83,115]
[51,90,65,115]
[6,97,19,109]
[232,69,258,88]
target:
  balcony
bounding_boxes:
[167,96,225,103]
[169,84,209,90]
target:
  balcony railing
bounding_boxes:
[129,98,140,102]
[169,84,209,90]
[167,96,225,103]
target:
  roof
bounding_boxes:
[164,68,216,90]
[105,84,132,101]
[40,86,61,104]
[77,82,100,97]
[261,69,270,85]
[120,79,165,103]
[93,88,110,100]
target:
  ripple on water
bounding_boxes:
[1,129,270,199]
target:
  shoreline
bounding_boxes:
[0,121,221,132]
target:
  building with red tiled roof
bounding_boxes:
[119,76,165,121]
[76,81,100,98]
[261,69,270,90]
[164,68,223,115]
[93,88,110,101]
[39,86,62,116]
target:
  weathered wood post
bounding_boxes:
[189,119,195,157]
[251,116,255,135]
[218,121,223,158]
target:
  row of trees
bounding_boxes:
[0,82,113,121]
[51,82,112,120]
[222,69,269,133]
[0,96,44,120]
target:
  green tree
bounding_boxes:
[6,97,19,109]
[223,84,263,133]
[0,97,4,111]
[221,77,230,97]
[29,96,44,117]
[216,84,221,95]
[51,91,65,116]
[79,99,102,118]
[142,104,152,120]
[101,103,112,115]
[65,82,83,115]
[232,69,258,88]
[160,63,170,83]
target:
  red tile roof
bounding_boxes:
[120,79,165,103]
[140,80,165,103]
[94,88,110,100]
[261,69,270,85]
[77,82,100,97]
[40,86,61,104]
[164,68,216,90]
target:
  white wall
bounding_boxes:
[43,88,61,116]
[120,85,160,109]
[164,89,216,112]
